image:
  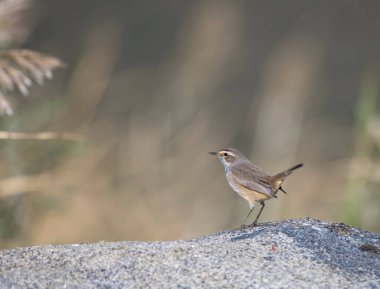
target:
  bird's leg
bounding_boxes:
[279,186,287,194]
[240,205,255,229]
[250,201,265,226]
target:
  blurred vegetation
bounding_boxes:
[0,0,379,249]
[343,67,380,229]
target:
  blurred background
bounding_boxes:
[0,0,379,249]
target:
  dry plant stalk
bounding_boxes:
[0,130,83,141]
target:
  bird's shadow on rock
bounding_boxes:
[229,222,274,242]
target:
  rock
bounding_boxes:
[0,218,379,288]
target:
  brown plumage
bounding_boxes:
[209,148,303,226]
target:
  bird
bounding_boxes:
[209,148,303,227]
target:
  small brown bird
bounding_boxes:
[209,148,303,227]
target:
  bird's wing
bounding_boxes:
[230,163,276,198]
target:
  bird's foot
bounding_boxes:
[239,224,249,230]
[239,222,260,229]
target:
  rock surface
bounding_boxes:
[0,218,379,289]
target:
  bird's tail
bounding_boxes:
[273,163,303,181]
[270,163,303,193]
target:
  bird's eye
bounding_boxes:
[224,153,228,157]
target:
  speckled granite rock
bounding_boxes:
[0,218,379,289]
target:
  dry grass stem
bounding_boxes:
[0,130,83,141]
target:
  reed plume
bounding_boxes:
[0,0,64,115]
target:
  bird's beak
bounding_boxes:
[209,151,217,156]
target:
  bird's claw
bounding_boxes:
[239,224,249,230]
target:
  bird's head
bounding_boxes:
[209,148,247,169]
